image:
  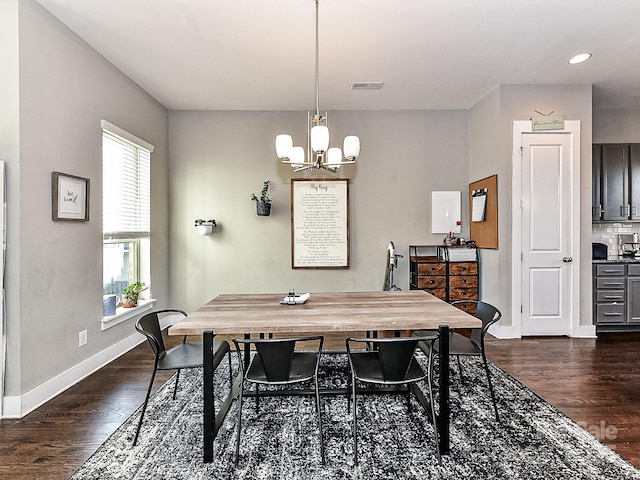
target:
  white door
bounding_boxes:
[513,122,580,336]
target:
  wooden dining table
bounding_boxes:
[168,290,482,463]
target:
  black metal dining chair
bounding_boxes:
[345,335,440,465]
[413,299,502,421]
[133,309,231,446]
[231,335,325,466]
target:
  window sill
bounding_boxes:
[101,299,156,331]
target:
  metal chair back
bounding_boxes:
[377,339,421,381]
[136,311,167,359]
[469,301,502,347]
[254,340,296,382]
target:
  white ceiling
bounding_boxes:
[34,0,640,111]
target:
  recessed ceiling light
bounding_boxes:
[568,53,592,65]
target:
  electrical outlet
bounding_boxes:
[79,330,88,347]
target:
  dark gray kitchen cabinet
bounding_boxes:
[597,144,640,221]
[601,144,629,221]
[629,145,640,220]
[593,263,640,331]
[593,145,602,220]
[593,264,625,325]
[626,265,640,324]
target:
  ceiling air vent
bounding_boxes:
[351,82,384,90]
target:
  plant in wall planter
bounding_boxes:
[122,282,148,308]
[195,218,217,235]
[251,180,272,216]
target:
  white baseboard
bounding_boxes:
[1,314,179,419]
[489,322,596,339]
[489,323,516,339]
[572,324,597,338]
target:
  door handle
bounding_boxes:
[562,257,573,262]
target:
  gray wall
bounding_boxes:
[3,0,169,396]
[469,84,593,330]
[593,108,640,142]
[468,88,502,307]
[0,0,21,401]
[168,110,470,312]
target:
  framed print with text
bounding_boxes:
[291,178,349,269]
[52,171,90,221]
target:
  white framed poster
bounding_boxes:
[51,171,90,221]
[291,178,349,269]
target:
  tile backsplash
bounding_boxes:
[592,223,640,258]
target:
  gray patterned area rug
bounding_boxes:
[70,354,640,480]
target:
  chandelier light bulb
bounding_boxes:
[327,147,342,168]
[290,146,305,165]
[310,125,329,153]
[343,136,360,160]
[275,134,293,159]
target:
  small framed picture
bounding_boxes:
[52,171,90,222]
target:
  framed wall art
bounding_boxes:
[291,178,349,269]
[52,171,90,222]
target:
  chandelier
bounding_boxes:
[275,0,360,172]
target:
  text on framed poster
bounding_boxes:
[291,178,349,269]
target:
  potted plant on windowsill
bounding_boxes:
[195,218,217,235]
[122,282,148,308]
[251,180,271,216]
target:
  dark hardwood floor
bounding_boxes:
[1,332,639,478]
[485,332,640,469]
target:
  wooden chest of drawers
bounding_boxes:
[448,262,479,301]
[410,246,479,309]
[415,261,447,298]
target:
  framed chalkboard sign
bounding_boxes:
[291,178,349,269]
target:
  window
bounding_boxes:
[101,120,153,302]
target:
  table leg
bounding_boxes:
[202,333,244,464]
[438,324,450,455]
[203,331,214,463]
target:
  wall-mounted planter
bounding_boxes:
[251,181,271,216]
[195,219,217,235]
[256,203,271,216]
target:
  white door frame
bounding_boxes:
[511,121,590,337]
[0,161,4,418]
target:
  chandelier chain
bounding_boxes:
[315,0,320,118]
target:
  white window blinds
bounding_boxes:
[102,122,152,238]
